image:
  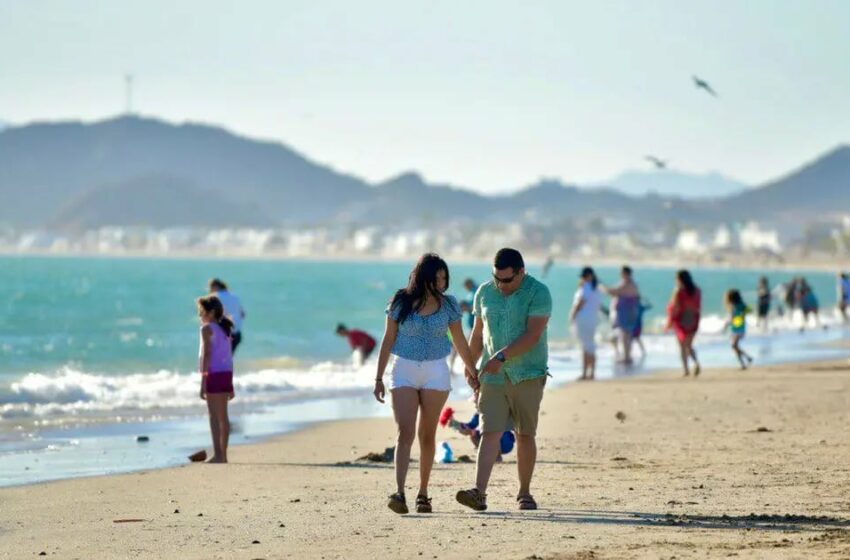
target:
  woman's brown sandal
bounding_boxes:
[388,492,408,514]
[415,495,432,513]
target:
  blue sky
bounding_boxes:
[1,0,848,192]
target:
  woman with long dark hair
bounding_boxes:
[570,266,603,380]
[373,253,479,515]
[666,269,702,376]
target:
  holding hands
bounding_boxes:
[465,368,480,392]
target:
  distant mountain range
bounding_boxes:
[723,145,850,220]
[0,116,370,229]
[0,115,847,231]
[599,170,746,198]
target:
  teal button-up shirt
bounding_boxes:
[473,275,552,385]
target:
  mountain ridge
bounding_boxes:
[0,115,847,231]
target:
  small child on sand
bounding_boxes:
[439,407,515,461]
[724,289,754,370]
[198,294,235,463]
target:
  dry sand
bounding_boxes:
[2,360,850,559]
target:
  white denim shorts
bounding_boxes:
[389,355,451,392]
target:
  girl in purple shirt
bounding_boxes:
[197,294,235,463]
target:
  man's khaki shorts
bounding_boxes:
[479,375,546,436]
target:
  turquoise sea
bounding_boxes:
[1,256,847,486]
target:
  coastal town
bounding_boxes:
[4,215,847,266]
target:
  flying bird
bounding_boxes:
[645,155,668,169]
[692,75,718,97]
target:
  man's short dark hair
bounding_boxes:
[336,323,347,334]
[622,265,633,276]
[209,278,228,291]
[494,248,524,271]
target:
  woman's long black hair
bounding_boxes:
[581,266,598,289]
[677,269,698,296]
[390,253,450,324]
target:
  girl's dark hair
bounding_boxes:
[390,253,450,324]
[725,289,744,307]
[197,294,234,337]
[209,278,228,291]
[677,269,697,296]
[580,266,598,289]
[759,276,769,287]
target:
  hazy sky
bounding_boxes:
[1,0,849,192]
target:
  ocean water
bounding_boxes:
[1,255,848,486]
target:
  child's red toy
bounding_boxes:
[439,407,455,427]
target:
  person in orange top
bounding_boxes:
[666,269,702,377]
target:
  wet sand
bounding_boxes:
[2,359,850,559]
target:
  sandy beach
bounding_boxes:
[2,359,850,559]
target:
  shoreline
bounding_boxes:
[2,357,850,558]
[1,248,847,273]
[3,326,850,489]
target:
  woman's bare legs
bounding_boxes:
[391,388,419,495]
[635,337,646,359]
[688,334,700,376]
[579,351,588,380]
[416,389,449,497]
[679,333,699,376]
[678,339,691,376]
[206,394,230,463]
[621,331,634,365]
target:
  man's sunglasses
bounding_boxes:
[493,273,518,285]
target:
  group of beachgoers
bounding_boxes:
[569,265,651,380]
[195,248,549,512]
[193,255,845,513]
[568,267,845,380]
[568,265,746,378]
[756,275,825,330]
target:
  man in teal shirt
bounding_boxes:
[456,248,552,512]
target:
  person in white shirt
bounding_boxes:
[209,278,246,353]
[570,267,603,380]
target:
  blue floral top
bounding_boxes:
[387,295,462,361]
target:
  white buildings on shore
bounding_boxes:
[0,220,801,261]
[675,222,782,256]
